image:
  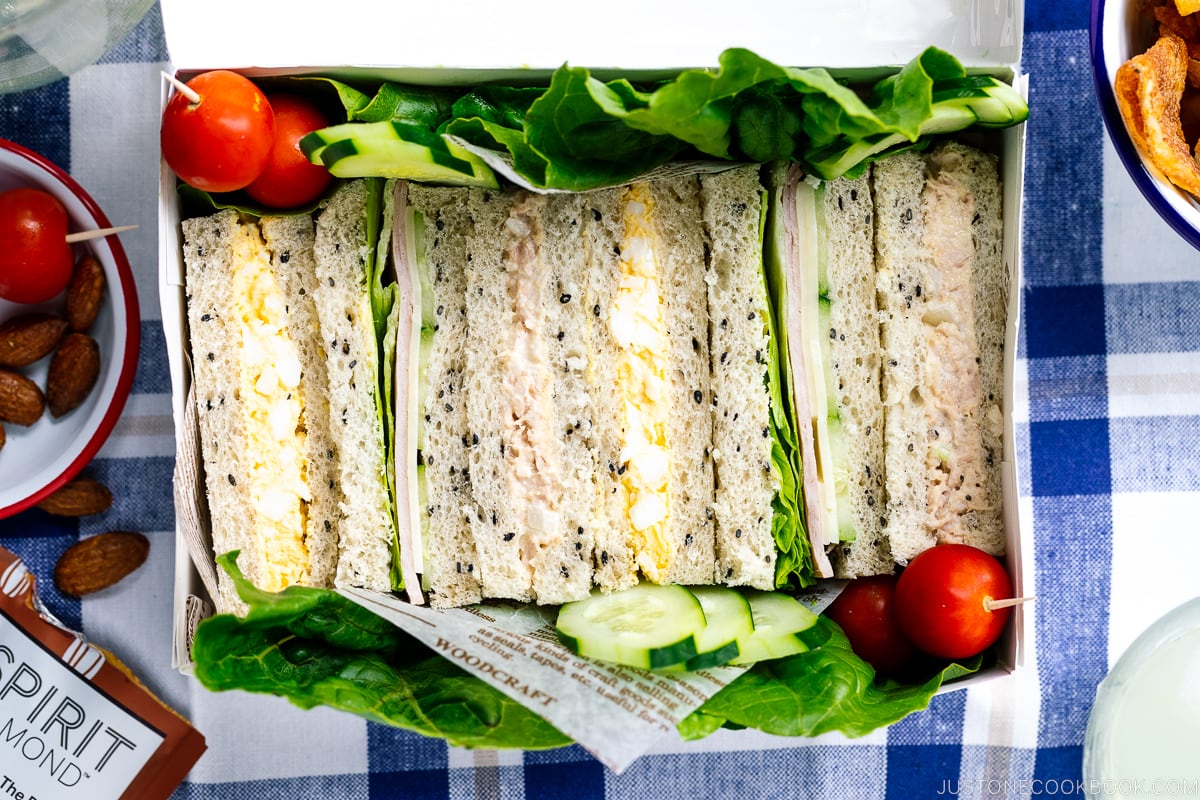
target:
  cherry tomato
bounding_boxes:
[160,70,275,193]
[0,188,74,303]
[894,543,1014,661]
[825,574,917,675]
[244,93,334,209]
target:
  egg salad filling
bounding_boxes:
[230,226,311,592]
[610,184,673,582]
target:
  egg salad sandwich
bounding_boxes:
[771,140,1008,578]
[183,179,397,613]
[394,166,814,608]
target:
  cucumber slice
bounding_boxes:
[556,584,706,670]
[729,591,822,665]
[301,120,498,188]
[684,587,756,671]
[415,326,434,452]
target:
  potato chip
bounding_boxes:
[1157,3,1200,39]
[1115,34,1200,196]
[1175,0,1200,16]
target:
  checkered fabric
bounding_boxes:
[2,1,1194,797]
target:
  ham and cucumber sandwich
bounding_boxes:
[774,140,1008,580]
[395,166,814,608]
[183,179,398,612]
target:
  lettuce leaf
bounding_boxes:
[756,189,814,590]
[680,618,981,739]
[193,556,978,753]
[347,46,1025,190]
[192,553,572,750]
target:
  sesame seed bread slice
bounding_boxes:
[462,187,535,602]
[183,210,256,613]
[641,176,716,587]
[529,191,600,604]
[819,171,891,579]
[874,151,936,564]
[407,184,483,607]
[700,165,777,590]
[312,179,394,591]
[580,187,639,593]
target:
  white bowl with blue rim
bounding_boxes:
[1091,0,1200,251]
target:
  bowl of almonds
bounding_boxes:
[0,138,140,518]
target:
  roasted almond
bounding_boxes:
[46,332,100,418]
[66,254,106,332]
[54,531,150,597]
[0,368,46,426]
[0,313,69,368]
[36,475,113,516]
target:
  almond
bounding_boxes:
[0,313,69,368]
[0,368,46,426]
[54,531,150,597]
[36,475,113,516]
[46,333,100,418]
[66,254,106,332]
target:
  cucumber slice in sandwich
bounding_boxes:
[556,583,705,670]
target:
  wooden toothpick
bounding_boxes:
[66,225,138,244]
[984,596,1034,612]
[160,70,200,104]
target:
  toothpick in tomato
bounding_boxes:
[161,70,275,194]
[893,543,1014,661]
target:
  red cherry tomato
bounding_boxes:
[825,574,917,675]
[0,188,74,303]
[160,70,275,193]
[894,543,1014,661]
[244,93,334,209]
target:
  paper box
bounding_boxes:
[158,0,1030,759]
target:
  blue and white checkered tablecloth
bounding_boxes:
[2,2,1197,797]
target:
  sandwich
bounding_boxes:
[395,166,813,607]
[183,179,397,612]
[183,140,1007,613]
[773,140,1007,577]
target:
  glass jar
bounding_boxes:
[1083,597,1200,797]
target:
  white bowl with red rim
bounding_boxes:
[0,138,140,519]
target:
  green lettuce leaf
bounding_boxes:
[193,557,977,753]
[756,188,814,590]
[680,618,981,739]
[298,47,1023,191]
[193,553,572,750]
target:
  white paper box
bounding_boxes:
[159,0,1029,730]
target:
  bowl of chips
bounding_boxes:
[1092,0,1200,250]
